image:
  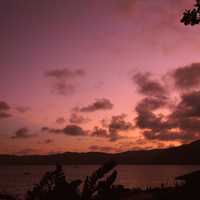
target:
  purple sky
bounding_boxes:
[1,0,200,155]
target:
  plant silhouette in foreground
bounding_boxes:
[25,161,120,200]
[181,0,200,25]
[26,164,81,200]
[81,161,118,200]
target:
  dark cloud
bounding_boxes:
[41,127,63,134]
[0,101,11,119]
[135,96,188,142]
[16,106,31,113]
[91,114,133,142]
[41,126,50,132]
[172,63,200,90]
[69,113,90,124]
[52,82,75,96]
[45,68,85,96]
[91,127,108,138]
[0,101,10,111]
[56,117,65,124]
[12,127,37,139]
[173,91,200,119]
[41,125,86,136]
[133,72,167,98]
[45,68,85,80]
[63,125,86,136]
[108,132,124,142]
[135,96,169,131]
[109,114,134,134]
[134,69,200,142]
[91,127,122,142]
[80,98,113,112]
[136,97,167,111]
[0,112,11,119]
[143,129,196,142]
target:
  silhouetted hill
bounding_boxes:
[1,140,200,165]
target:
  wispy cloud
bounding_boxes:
[79,98,114,112]
[45,68,85,96]
[11,127,37,139]
[56,117,66,124]
[69,113,90,124]
[0,101,11,119]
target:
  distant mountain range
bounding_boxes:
[1,140,200,165]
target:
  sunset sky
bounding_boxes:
[1,0,200,155]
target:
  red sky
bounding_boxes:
[1,0,200,155]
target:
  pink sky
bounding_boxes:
[1,0,200,155]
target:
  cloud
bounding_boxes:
[0,101,11,119]
[91,126,108,138]
[16,106,31,113]
[45,68,85,96]
[41,125,87,136]
[69,113,90,124]
[80,98,113,112]
[134,65,200,143]
[136,97,167,111]
[173,91,200,119]
[91,114,133,142]
[135,97,169,131]
[63,125,86,136]
[45,68,85,79]
[56,117,65,124]
[41,126,50,132]
[0,112,11,119]
[12,127,37,139]
[91,127,121,142]
[109,114,134,134]
[172,63,200,90]
[0,101,10,111]
[133,72,167,98]
[52,82,76,96]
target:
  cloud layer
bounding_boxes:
[45,68,85,96]
[134,63,200,143]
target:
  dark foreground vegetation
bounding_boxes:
[0,161,200,200]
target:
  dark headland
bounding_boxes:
[1,140,200,165]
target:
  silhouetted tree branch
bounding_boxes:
[181,0,200,25]
[25,161,119,200]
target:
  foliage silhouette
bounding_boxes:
[0,193,19,200]
[81,161,119,200]
[2,161,200,200]
[26,164,81,200]
[25,161,120,200]
[181,0,200,25]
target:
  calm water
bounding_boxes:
[0,165,200,197]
